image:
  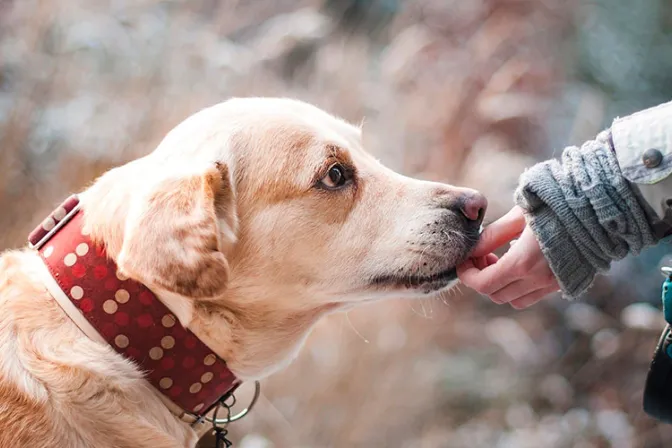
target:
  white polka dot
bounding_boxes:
[203,354,216,366]
[116,270,129,281]
[161,314,176,328]
[115,289,130,304]
[159,377,173,390]
[42,217,55,231]
[70,286,84,300]
[43,246,54,258]
[201,372,214,384]
[149,347,164,360]
[189,383,202,394]
[63,253,77,267]
[193,403,205,412]
[75,243,89,256]
[81,226,91,236]
[103,300,118,314]
[114,334,129,348]
[53,207,67,221]
[161,336,175,350]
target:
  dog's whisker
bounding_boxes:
[409,298,433,320]
[436,289,450,307]
[409,301,425,318]
[345,311,369,344]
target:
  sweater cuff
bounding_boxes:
[521,203,597,298]
[514,133,658,299]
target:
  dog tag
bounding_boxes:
[196,429,233,448]
[196,430,217,448]
[215,428,233,448]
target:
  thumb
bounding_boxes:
[471,206,526,257]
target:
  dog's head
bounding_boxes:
[82,98,485,377]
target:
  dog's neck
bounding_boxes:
[155,286,342,380]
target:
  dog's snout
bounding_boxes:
[458,191,487,226]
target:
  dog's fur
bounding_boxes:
[0,98,483,447]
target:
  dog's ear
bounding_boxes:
[117,162,237,298]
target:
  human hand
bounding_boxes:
[457,206,560,309]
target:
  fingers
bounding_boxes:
[457,258,476,275]
[473,257,486,270]
[472,253,499,270]
[457,254,519,295]
[458,212,559,311]
[509,286,559,309]
[490,279,545,305]
[471,206,526,258]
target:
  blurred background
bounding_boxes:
[2,0,672,446]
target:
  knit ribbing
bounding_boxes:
[514,132,658,298]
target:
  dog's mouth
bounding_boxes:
[368,227,480,293]
[370,266,458,292]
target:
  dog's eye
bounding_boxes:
[320,164,349,189]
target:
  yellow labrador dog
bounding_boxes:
[0,98,486,447]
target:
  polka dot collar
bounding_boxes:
[29,195,240,418]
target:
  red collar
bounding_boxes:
[29,195,240,418]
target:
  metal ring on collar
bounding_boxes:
[207,381,261,425]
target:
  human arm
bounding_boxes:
[459,101,672,304]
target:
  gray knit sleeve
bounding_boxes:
[514,131,658,298]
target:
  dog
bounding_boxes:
[0,97,486,447]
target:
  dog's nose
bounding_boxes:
[459,191,487,226]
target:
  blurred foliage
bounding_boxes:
[576,0,672,115]
[2,0,672,447]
